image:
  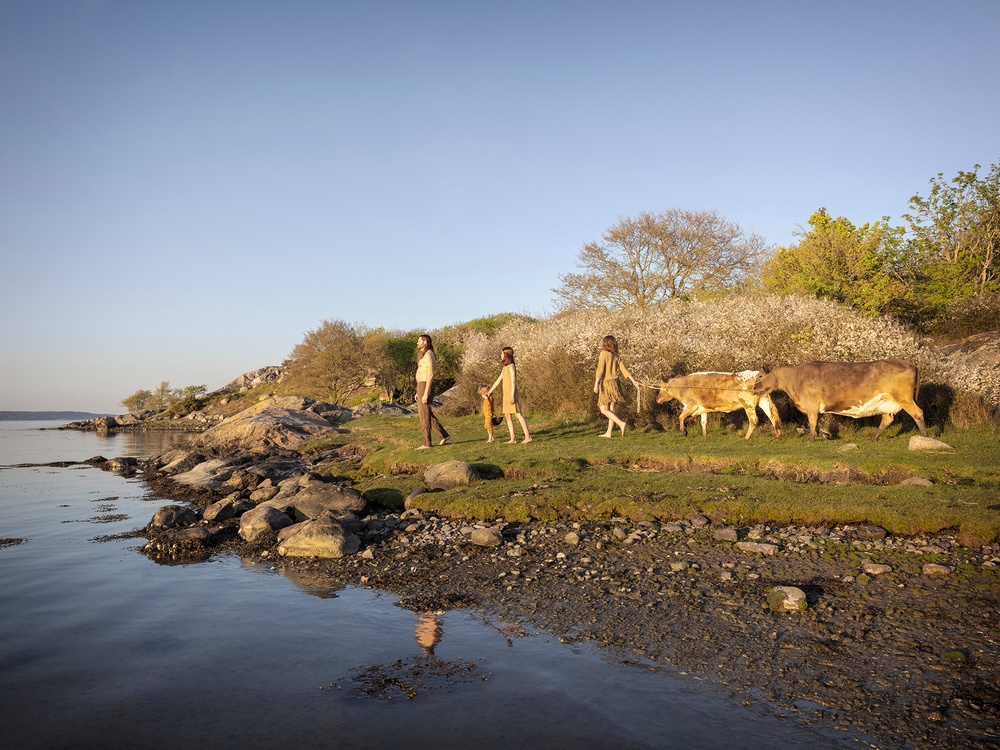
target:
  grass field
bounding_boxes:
[299,411,1000,546]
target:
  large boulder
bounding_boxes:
[203,494,253,522]
[198,397,336,451]
[424,460,480,490]
[150,505,198,529]
[909,436,954,452]
[169,458,238,489]
[283,481,366,520]
[276,515,361,559]
[239,505,294,542]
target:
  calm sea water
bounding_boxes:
[0,421,841,750]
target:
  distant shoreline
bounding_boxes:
[0,411,109,421]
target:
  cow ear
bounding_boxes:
[761,361,776,374]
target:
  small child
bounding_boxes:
[478,385,503,442]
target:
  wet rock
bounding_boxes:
[690,515,710,528]
[150,505,198,529]
[564,532,580,545]
[239,505,294,542]
[249,483,279,503]
[767,586,807,613]
[285,481,366,519]
[848,525,887,541]
[173,526,213,546]
[105,456,139,471]
[922,563,954,576]
[736,541,778,556]
[276,515,361,559]
[862,562,893,575]
[470,527,504,547]
[714,528,740,542]
[203,494,252,522]
[909,436,954,452]
[424,461,480,490]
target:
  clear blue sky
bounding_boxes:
[2,0,997,413]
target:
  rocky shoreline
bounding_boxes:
[66,389,998,750]
[128,468,999,750]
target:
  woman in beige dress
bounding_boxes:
[594,334,635,437]
[487,346,532,444]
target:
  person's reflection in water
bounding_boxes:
[414,611,442,655]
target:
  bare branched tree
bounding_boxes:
[553,209,771,311]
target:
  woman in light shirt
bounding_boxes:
[415,334,449,449]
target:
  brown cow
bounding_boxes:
[753,360,928,442]
[656,371,781,439]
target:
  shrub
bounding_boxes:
[456,294,938,419]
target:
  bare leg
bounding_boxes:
[517,413,532,443]
[599,403,624,437]
[505,414,516,443]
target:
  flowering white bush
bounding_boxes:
[452,294,996,418]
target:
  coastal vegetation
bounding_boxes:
[111,160,999,541]
[298,411,1000,546]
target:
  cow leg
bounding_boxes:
[807,410,820,441]
[759,395,781,439]
[743,406,758,440]
[700,413,708,438]
[905,404,929,437]
[871,412,896,442]
[678,406,695,437]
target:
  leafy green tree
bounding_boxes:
[904,161,999,300]
[165,384,208,416]
[121,389,152,414]
[283,320,384,405]
[762,209,917,319]
[554,209,770,310]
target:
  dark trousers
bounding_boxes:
[416,381,449,446]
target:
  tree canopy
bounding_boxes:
[762,209,915,319]
[904,161,999,300]
[553,209,770,311]
[762,160,999,333]
[282,320,386,405]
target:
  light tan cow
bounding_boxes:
[753,360,928,441]
[656,370,781,439]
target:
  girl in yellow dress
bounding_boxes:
[487,347,532,444]
[594,334,635,437]
[478,385,503,442]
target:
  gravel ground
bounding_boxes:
[170,506,998,750]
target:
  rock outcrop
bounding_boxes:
[197,396,337,451]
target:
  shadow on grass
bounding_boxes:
[471,463,504,480]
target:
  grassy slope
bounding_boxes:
[300,412,1000,546]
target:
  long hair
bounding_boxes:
[501,346,515,366]
[602,335,618,354]
[417,334,434,354]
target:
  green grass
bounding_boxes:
[301,412,1000,544]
